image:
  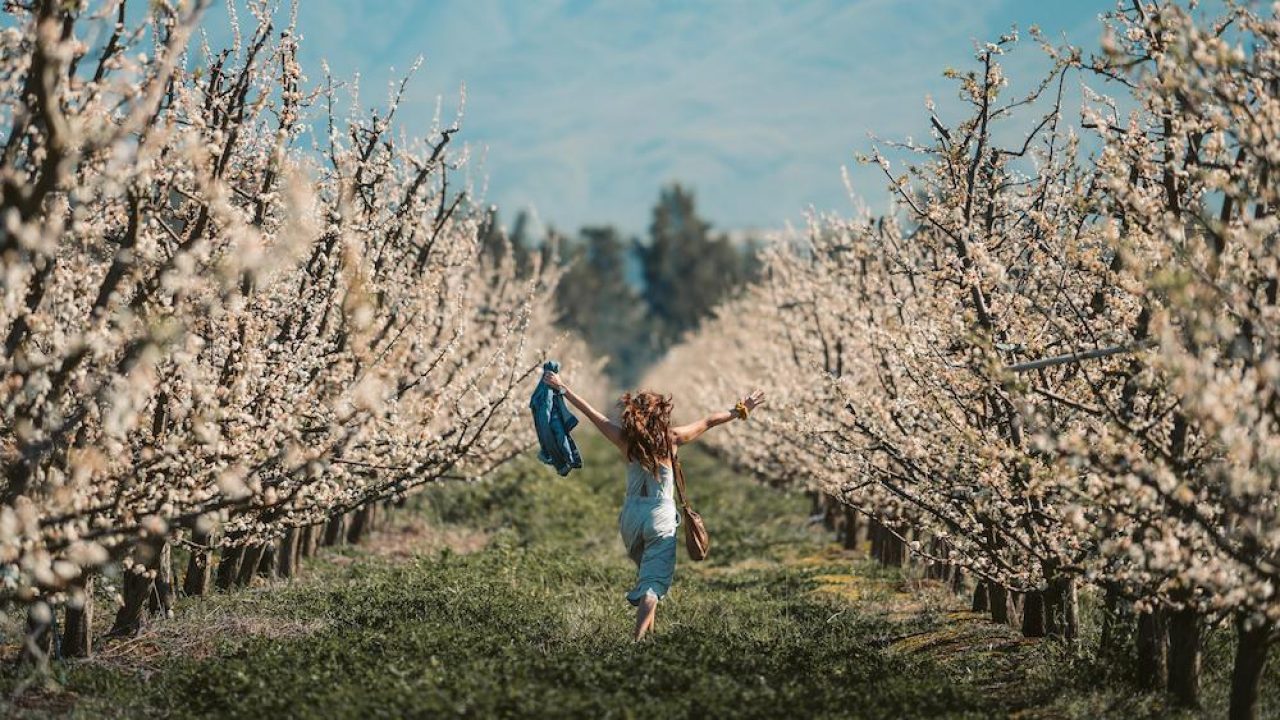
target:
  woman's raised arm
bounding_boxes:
[671,389,765,446]
[542,370,628,452]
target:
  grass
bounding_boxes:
[0,436,1276,718]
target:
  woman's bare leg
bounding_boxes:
[633,592,658,641]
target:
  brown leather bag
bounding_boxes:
[667,435,709,561]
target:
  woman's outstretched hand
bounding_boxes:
[742,388,766,412]
[542,369,566,392]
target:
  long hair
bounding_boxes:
[617,390,673,474]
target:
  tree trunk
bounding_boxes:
[308,522,322,554]
[1228,615,1272,720]
[907,527,923,567]
[950,566,964,596]
[147,541,174,618]
[183,530,213,597]
[1043,587,1060,637]
[1052,577,1078,640]
[256,541,276,577]
[1135,608,1169,690]
[323,514,345,546]
[111,564,154,636]
[20,600,55,666]
[63,577,94,658]
[299,524,316,558]
[821,493,838,532]
[869,519,884,563]
[884,528,905,567]
[347,504,373,544]
[110,542,163,636]
[236,544,266,587]
[1167,606,1201,709]
[278,527,301,578]
[1100,584,1132,662]
[972,580,989,612]
[215,544,244,591]
[989,584,1011,625]
[925,538,947,580]
[1021,590,1047,638]
[842,506,859,550]
[291,527,303,572]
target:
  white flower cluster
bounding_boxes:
[650,1,1280,705]
[0,0,600,617]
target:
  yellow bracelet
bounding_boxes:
[734,401,749,420]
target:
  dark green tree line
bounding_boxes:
[488,184,760,387]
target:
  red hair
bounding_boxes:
[616,390,673,474]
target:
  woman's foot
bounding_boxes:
[633,592,658,641]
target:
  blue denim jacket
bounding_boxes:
[529,360,582,476]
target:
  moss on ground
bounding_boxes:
[0,437,1276,718]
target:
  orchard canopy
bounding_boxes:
[0,1,1279,719]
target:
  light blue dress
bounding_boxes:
[618,460,681,606]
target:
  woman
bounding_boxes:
[541,368,765,641]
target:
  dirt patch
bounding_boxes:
[6,686,79,714]
[783,538,1054,702]
[84,599,330,677]
[0,512,490,677]
[360,514,490,562]
[686,556,783,577]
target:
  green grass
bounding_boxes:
[0,436,1276,718]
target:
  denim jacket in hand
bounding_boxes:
[529,360,583,476]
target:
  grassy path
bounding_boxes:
[0,438,1252,718]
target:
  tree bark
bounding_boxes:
[307,522,322,555]
[236,543,266,587]
[110,542,162,636]
[883,527,905,567]
[111,565,153,636]
[347,504,373,544]
[215,544,244,591]
[278,527,301,578]
[256,540,277,577]
[299,524,315,558]
[972,580,989,612]
[821,493,838,532]
[147,541,174,618]
[1167,605,1201,709]
[1021,590,1047,638]
[183,530,213,597]
[869,519,884,563]
[842,505,859,550]
[1228,615,1272,720]
[925,538,948,580]
[1053,577,1078,640]
[1135,607,1169,690]
[1099,584,1132,662]
[323,514,345,546]
[989,584,1011,625]
[20,600,55,666]
[63,577,94,658]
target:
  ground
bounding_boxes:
[0,437,1275,718]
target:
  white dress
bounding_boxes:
[618,460,680,606]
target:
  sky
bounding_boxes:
[191,1,1149,238]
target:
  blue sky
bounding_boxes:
[195,1,1134,236]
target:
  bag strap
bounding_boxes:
[665,432,690,511]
